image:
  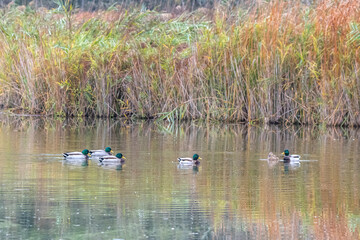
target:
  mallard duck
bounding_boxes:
[178,154,201,165]
[90,147,113,157]
[267,152,279,161]
[99,153,126,164]
[282,149,300,163]
[63,149,90,160]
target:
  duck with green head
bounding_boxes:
[90,147,113,157]
[178,154,201,165]
[282,149,300,163]
[63,149,90,160]
[99,153,126,164]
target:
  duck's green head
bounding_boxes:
[105,147,112,153]
[283,149,290,156]
[116,153,126,159]
[193,154,201,160]
[82,149,90,156]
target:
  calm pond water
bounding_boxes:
[0,116,359,239]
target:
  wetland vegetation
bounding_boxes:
[1,0,360,126]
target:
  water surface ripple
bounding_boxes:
[0,117,359,239]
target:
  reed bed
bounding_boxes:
[0,0,360,126]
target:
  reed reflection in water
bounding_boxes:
[0,116,359,239]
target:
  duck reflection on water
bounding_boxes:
[62,159,89,167]
[284,162,301,173]
[100,162,123,171]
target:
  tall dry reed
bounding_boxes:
[0,0,360,126]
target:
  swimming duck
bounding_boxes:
[178,154,201,165]
[90,147,113,157]
[99,153,126,164]
[63,149,90,160]
[267,152,279,161]
[282,149,300,163]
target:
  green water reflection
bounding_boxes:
[0,116,359,239]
